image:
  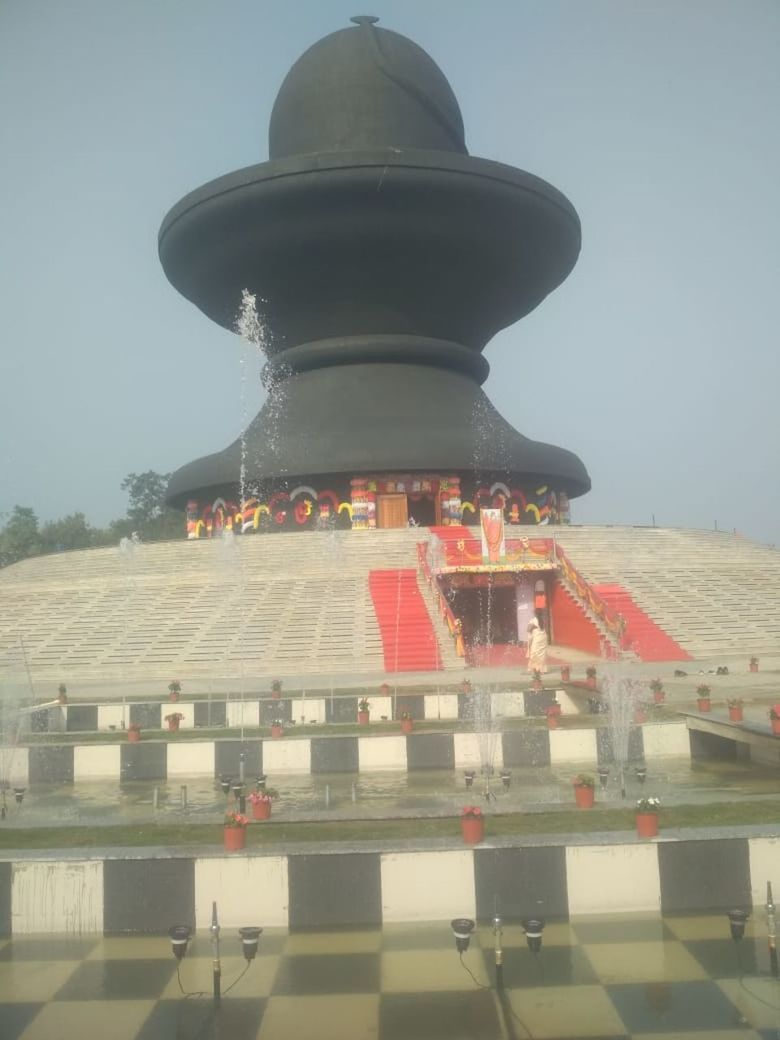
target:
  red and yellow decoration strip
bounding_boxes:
[555,544,626,643]
[417,542,465,657]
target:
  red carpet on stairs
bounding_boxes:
[593,584,692,662]
[369,569,443,672]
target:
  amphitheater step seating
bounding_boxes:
[0,531,423,682]
[2,525,777,681]
[592,583,692,662]
[368,569,443,672]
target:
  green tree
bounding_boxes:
[119,471,182,541]
[0,505,42,567]
[39,512,99,554]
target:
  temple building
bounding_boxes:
[159,17,590,538]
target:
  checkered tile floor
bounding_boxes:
[1,915,779,1038]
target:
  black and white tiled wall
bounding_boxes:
[3,722,692,784]
[0,834,775,935]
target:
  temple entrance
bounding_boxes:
[408,494,439,527]
[377,493,408,528]
[449,585,518,645]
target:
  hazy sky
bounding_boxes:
[1,1,778,545]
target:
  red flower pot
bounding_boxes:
[586,676,597,690]
[224,827,246,852]
[749,662,758,673]
[561,666,571,682]
[252,800,271,821]
[167,718,180,732]
[634,709,647,725]
[461,816,485,845]
[169,691,180,703]
[729,707,744,723]
[574,785,595,809]
[697,698,711,713]
[380,683,391,696]
[128,727,141,743]
[532,679,543,691]
[358,711,370,726]
[547,714,559,730]
[636,812,659,838]
[270,724,284,739]
[653,691,665,705]
[400,718,414,735]
[772,719,780,736]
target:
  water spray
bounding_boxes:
[767,881,778,977]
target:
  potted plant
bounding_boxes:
[560,664,571,683]
[358,698,370,726]
[727,697,744,723]
[531,669,543,691]
[165,712,185,733]
[545,702,562,730]
[573,774,595,809]
[635,796,660,838]
[634,703,648,725]
[770,705,780,736]
[460,805,485,844]
[460,678,473,694]
[270,719,284,739]
[248,789,276,821]
[696,684,711,712]
[223,810,249,851]
[127,723,141,743]
[586,666,597,690]
[57,683,68,705]
[399,711,414,735]
[271,679,283,700]
[650,679,665,705]
[380,682,391,696]
[749,656,759,673]
[168,680,182,703]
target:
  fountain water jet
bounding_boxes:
[599,663,647,799]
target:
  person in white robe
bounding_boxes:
[527,616,549,674]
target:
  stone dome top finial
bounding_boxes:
[268,20,467,159]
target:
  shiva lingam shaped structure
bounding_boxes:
[159,16,590,528]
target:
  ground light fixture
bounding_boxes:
[238,926,263,961]
[635,765,647,784]
[219,777,232,795]
[521,917,546,954]
[451,912,544,1040]
[464,771,476,788]
[727,909,749,942]
[13,787,25,805]
[450,918,476,953]
[169,924,192,960]
[170,905,262,1006]
[598,766,609,789]
[500,770,511,789]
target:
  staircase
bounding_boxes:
[368,569,443,672]
[592,584,691,662]
[551,526,780,657]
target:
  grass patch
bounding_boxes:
[1,800,777,851]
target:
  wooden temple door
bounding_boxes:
[377,493,408,528]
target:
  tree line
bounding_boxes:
[0,471,182,569]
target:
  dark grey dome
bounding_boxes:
[269,17,467,158]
